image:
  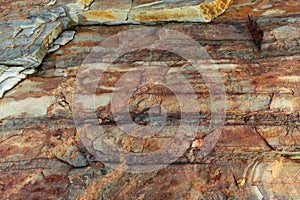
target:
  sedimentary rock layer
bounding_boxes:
[0,0,232,98]
[0,0,300,199]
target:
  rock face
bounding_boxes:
[0,0,231,98]
[1,0,300,199]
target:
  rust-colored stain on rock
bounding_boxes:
[1,0,300,199]
[199,0,231,20]
[81,10,117,21]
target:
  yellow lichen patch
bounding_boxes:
[199,0,231,20]
[81,10,117,21]
[130,0,231,23]
[131,6,204,22]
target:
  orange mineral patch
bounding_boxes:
[199,0,231,20]
[81,10,117,21]
[131,0,231,22]
[135,7,200,22]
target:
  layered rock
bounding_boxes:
[0,0,232,98]
[0,0,300,199]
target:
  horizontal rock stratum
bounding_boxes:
[1,0,300,199]
[0,0,231,98]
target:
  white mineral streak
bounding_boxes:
[0,67,37,97]
[0,96,54,119]
[0,77,25,98]
[47,0,57,6]
[279,76,300,82]
[0,67,25,83]
[252,186,263,200]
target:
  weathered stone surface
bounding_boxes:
[0,0,300,199]
[1,0,299,97]
[0,2,72,97]
[0,0,232,98]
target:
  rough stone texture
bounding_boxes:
[0,0,300,199]
[0,0,231,98]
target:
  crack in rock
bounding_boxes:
[0,0,231,98]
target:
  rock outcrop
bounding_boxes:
[0,0,231,98]
[0,0,300,199]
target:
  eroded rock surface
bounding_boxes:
[0,0,300,199]
[0,0,232,98]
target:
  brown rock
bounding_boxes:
[0,0,300,199]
